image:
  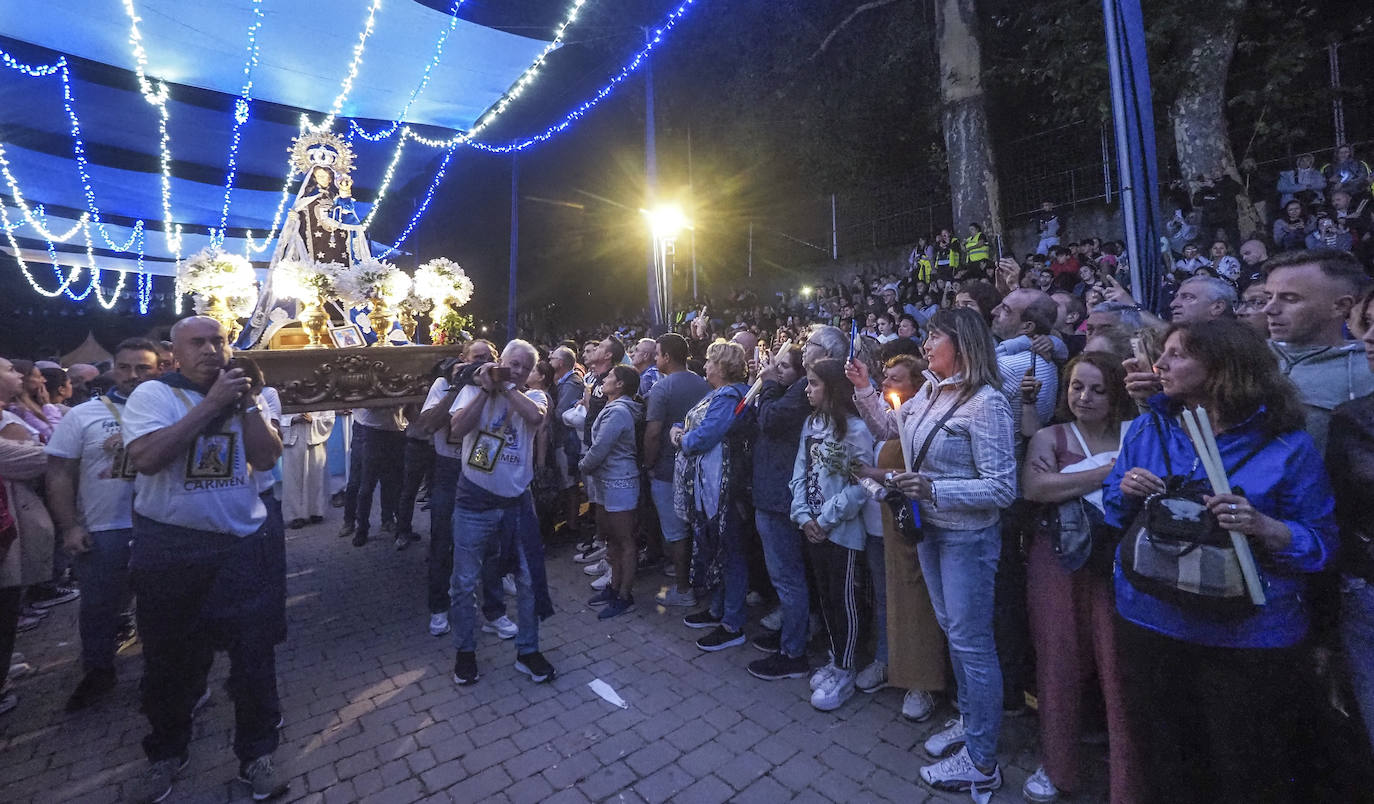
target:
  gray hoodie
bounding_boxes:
[579,396,644,482]
[1270,341,1374,456]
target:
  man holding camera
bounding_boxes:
[445,339,555,686]
[120,316,287,803]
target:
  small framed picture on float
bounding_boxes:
[328,324,365,349]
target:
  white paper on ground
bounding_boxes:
[588,678,628,709]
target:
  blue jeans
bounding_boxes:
[75,528,132,672]
[917,523,1003,768]
[428,456,505,618]
[702,506,748,631]
[1342,577,1374,751]
[451,502,537,655]
[866,534,888,664]
[649,479,688,543]
[756,510,809,658]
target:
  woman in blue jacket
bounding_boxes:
[669,341,752,653]
[1104,318,1337,804]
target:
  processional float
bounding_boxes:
[178,132,472,413]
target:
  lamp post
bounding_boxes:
[644,204,688,331]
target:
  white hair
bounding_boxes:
[1179,275,1238,306]
[806,325,849,361]
[502,338,538,364]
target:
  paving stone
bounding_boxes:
[632,763,696,804]
[733,774,794,804]
[670,774,734,804]
[575,758,637,800]
[713,749,772,790]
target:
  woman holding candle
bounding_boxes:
[1104,318,1337,804]
[846,307,1017,794]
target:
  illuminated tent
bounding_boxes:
[0,0,549,297]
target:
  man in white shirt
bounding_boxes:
[120,316,287,803]
[413,340,513,640]
[447,340,556,687]
[46,338,159,712]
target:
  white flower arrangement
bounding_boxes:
[273,259,336,302]
[180,248,259,317]
[410,257,474,316]
[326,258,411,307]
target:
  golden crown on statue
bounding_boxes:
[290,130,355,176]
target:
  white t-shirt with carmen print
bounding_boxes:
[121,381,267,536]
[449,385,547,498]
[44,398,138,532]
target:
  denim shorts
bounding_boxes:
[591,476,639,513]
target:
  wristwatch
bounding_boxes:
[883,471,895,485]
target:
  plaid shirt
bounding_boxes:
[855,373,1017,531]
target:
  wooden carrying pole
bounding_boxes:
[1180,408,1266,606]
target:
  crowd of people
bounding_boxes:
[1,143,1373,803]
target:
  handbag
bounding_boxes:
[885,391,965,544]
[1118,414,1269,618]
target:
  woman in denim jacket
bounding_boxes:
[847,307,1017,794]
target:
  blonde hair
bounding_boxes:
[926,307,1000,393]
[705,340,748,383]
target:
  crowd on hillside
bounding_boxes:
[1,143,1373,803]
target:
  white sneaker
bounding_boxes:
[918,745,1001,793]
[923,716,967,758]
[7,662,34,681]
[429,612,450,637]
[901,688,936,722]
[855,661,888,693]
[808,662,839,692]
[810,668,856,711]
[759,606,782,631]
[573,542,606,563]
[745,590,764,606]
[482,615,518,639]
[654,588,697,607]
[583,558,609,576]
[589,568,614,591]
[1023,766,1060,802]
[501,574,517,597]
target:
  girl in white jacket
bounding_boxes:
[789,358,874,712]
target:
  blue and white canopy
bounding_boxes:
[0,0,550,279]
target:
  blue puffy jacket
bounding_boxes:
[1103,396,1338,649]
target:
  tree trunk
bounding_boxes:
[1169,0,1263,240]
[934,0,1002,239]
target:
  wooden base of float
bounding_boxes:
[247,343,461,414]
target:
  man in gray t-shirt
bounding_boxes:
[643,334,710,603]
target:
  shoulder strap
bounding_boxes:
[1224,436,1270,478]
[1150,413,1175,477]
[1067,422,1093,457]
[98,397,123,426]
[910,393,966,473]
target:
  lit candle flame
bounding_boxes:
[887,392,902,410]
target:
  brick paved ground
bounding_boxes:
[0,504,1108,803]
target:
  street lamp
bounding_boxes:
[643,204,690,330]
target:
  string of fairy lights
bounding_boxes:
[0,0,703,312]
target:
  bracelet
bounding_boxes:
[242,404,261,415]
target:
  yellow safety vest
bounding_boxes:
[964,233,990,263]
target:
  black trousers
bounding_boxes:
[130,517,280,764]
[397,437,435,535]
[994,509,1031,707]
[343,423,405,534]
[807,539,870,671]
[1117,617,1311,804]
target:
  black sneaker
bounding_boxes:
[351,530,368,547]
[337,522,354,539]
[330,492,345,508]
[515,651,556,683]
[287,519,307,530]
[683,609,722,629]
[116,619,139,653]
[587,587,617,607]
[452,651,479,686]
[696,625,746,652]
[751,631,781,654]
[66,668,117,712]
[598,594,635,620]
[748,652,809,680]
[29,585,80,609]
[380,521,396,536]
[394,535,410,551]
[309,515,324,524]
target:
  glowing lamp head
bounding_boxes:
[801,286,813,297]
[645,204,688,239]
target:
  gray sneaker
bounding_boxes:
[131,755,188,803]
[238,755,289,801]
